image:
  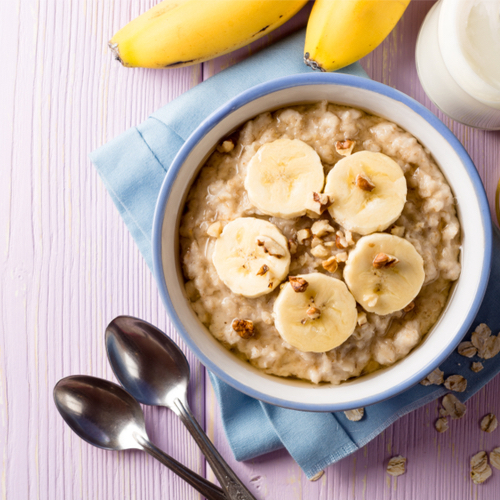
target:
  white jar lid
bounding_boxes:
[439,0,500,109]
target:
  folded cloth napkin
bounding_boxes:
[90,28,500,479]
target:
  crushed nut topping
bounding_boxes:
[355,173,375,192]
[256,236,286,258]
[345,230,355,246]
[373,253,399,268]
[311,236,324,249]
[322,256,338,273]
[441,394,467,419]
[444,374,467,393]
[471,362,484,373]
[256,264,269,276]
[390,225,405,237]
[216,139,235,153]
[305,192,331,215]
[287,239,297,254]
[387,456,406,477]
[336,231,349,249]
[420,367,444,386]
[336,252,348,263]
[458,341,477,358]
[435,417,449,433]
[357,311,368,326]
[206,221,223,238]
[289,276,309,293]
[470,451,492,484]
[232,319,255,339]
[490,448,500,470]
[311,219,335,238]
[344,408,364,422]
[306,306,321,320]
[297,228,313,245]
[480,413,498,433]
[403,302,415,313]
[311,244,329,259]
[335,139,356,156]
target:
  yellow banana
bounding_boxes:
[304,0,410,72]
[109,0,308,69]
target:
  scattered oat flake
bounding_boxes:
[420,367,444,386]
[344,408,364,422]
[457,341,477,358]
[444,374,467,393]
[471,323,492,355]
[387,456,406,477]
[480,413,498,433]
[309,470,324,482]
[470,451,492,484]
[490,448,500,470]
[479,335,500,360]
[471,362,484,373]
[435,417,449,433]
[441,394,467,419]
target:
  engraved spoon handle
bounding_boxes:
[138,436,227,500]
[173,398,257,500]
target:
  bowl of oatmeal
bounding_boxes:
[152,73,492,412]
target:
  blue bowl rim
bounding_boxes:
[152,72,492,412]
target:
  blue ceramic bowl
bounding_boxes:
[152,73,491,412]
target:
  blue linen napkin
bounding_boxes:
[90,28,500,479]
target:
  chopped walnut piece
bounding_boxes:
[458,341,477,358]
[311,236,324,248]
[297,228,313,245]
[471,362,484,373]
[322,256,338,273]
[311,220,335,238]
[306,306,321,320]
[435,417,449,433]
[232,319,255,339]
[470,451,492,484]
[390,225,405,237]
[217,139,234,153]
[373,253,399,268]
[256,236,286,258]
[480,413,498,433]
[289,276,309,293]
[309,470,324,482]
[336,231,348,249]
[403,302,415,313]
[287,239,297,254]
[442,394,467,419]
[206,221,223,238]
[336,252,348,263]
[387,456,406,477]
[345,230,355,246]
[344,408,364,422]
[490,448,500,470]
[355,173,375,192]
[420,367,444,386]
[357,311,368,326]
[311,244,329,259]
[256,264,269,276]
[444,374,467,393]
[335,139,355,156]
[305,192,331,215]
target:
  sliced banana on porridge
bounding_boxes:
[212,217,291,298]
[324,151,407,235]
[273,273,357,353]
[344,233,425,315]
[244,138,325,219]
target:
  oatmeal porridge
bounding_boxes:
[179,101,461,385]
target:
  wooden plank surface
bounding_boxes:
[1,1,499,499]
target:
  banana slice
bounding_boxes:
[244,138,325,219]
[324,151,407,235]
[273,273,357,353]
[212,217,290,298]
[344,233,425,315]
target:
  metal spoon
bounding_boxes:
[105,316,257,500]
[53,375,226,500]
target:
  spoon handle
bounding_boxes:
[138,437,227,500]
[173,398,257,500]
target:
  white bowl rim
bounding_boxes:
[152,73,492,412]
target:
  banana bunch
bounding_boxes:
[304,0,411,72]
[109,0,308,68]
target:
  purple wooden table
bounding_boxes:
[2,1,500,498]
